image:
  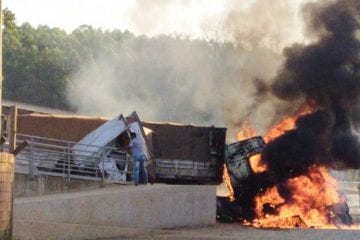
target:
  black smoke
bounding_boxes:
[272,0,360,108]
[267,0,360,171]
[225,0,360,224]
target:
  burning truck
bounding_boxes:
[216,99,359,230]
[219,129,354,228]
[218,0,360,230]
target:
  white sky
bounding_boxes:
[3,0,237,38]
[3,0,309,41]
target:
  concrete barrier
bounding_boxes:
[339,181,360,223]
[14,173,106,198]
[14,184,216,239]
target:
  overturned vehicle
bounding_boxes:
[217,136,266,221]
[60,113,227,184]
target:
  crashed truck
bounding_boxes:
[72,112,227,184]
[71,111,261,184]
[70,111,264,185]
[71,112,152,182]
[218,136,353,224]
[225,136,265,182]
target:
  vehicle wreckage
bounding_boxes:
[64,112,353,227]
[217,136,353,227]
[69,112,226,184]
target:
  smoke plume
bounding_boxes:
[224,0,304,52]
[66,0,305,141]
[224,0,360,224]
[264,0,360,172]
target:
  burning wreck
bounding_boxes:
[219,112,355,228]
[218,0,360,229]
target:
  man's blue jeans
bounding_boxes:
[133,155,148,184]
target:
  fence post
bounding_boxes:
[127,153,132,182]
[9,106,17,154]
[29,137,35,179]
[67,142,71,183]
[101,147,105,188]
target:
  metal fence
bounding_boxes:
[8,134,133,184]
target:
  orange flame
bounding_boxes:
[236,121,257,141]
[228,102,360,229]
[263,104,314,143]
[247,104,314,174]
[250,104,360,229]
[234,105,313,175]
[253,166,350,228]
[232,103,360,229]
[223,164,235,201]
[249,154,267,173]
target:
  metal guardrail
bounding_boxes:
[6,134,133,184]
[331,170,360,182]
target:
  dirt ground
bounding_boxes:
[98,223,360,240]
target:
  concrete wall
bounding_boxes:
[339,181,360,223]
[14,173,105,198]
[14,184,216,240]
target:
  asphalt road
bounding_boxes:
[98,223,360,240]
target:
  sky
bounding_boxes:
[3,0,310,131]
[3,0,242,39]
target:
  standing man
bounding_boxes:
[129,132,148,186]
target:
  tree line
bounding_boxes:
[2,9,254,126]
[3,9,139,110]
